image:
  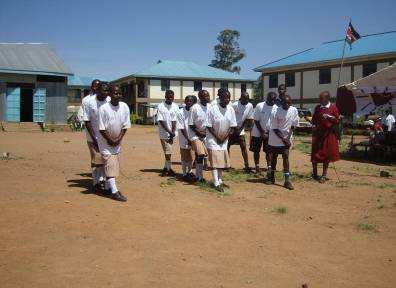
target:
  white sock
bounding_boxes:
[165,160,171,170]
[98,166,105,182]
[186,163,192,174]
[92,167,98,185]
[218,169,223,184]
[212,169,220,187]
[107,178,118,194]
[196,163,203,180]
[181,161,187,175]
[105,180,109,190]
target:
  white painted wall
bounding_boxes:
[149,79,163,99]
[170,80,181,99]
[202,81,214,98]
[182,80,197,98]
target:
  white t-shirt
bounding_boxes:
[269,106,299,147]
[206,103,237,150]
[188,102,211,141]
[251,102,278,137]
[82,95,110,142]
[156,102,179,140]
[98,102,131,156]
[385,114,395,131]
[176,107,191,149]
[231,101,254,136]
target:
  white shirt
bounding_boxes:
[176,107,191,149]
[81,94,94,141]
[206,103,237,150]
[269,106,299,147]
[156,102,179,140]
[188,102,211,141]
[252,102,278,137]
[231,101,254,136]
[385,114,395,131]
[98,102,131,156]
[82,95,110,142]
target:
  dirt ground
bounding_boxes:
[0,126,395,288]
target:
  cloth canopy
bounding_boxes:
[336,63,396,116]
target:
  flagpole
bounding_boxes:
[337,19,350,88]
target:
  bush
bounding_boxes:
[130,113,143,124]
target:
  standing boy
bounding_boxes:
[177,95,195,181]
[267,95,299,190]
[156,90,179,176]
[83,81,110,192]
[228,91,254,172]
[189,90,211,182]
[98,85,131,202]
[250,92,277,173]
[206,89,237,191]
[275,84,287,106]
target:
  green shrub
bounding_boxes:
[130,113,143,124]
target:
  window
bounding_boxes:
[268,73,278,88]
[194,81,202,91]
[362,63,377,77]
[319,68,331,84]
[74,90,81,99]
[285,72,295,87]
[241,83,247,92]
[161,79,170,91]
[220,82,228,90]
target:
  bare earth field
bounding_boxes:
[0,126,395,288]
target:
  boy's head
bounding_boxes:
[266,91,277,105]
[191,95,198,105]
[91,79,101,94]
[219,89,231,107]
[184,95,194,110]
[110,85,122,105]
[278,84,286,97]
[198,90,210,104]
[319,91,331,106]
[98,82,110,100]
[282,94,292,110]
[165,90,174,104]
[240,91,249,105]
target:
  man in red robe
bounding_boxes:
[310,91,340,183]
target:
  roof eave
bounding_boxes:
[0,68,73,77]
[132,74,255,82]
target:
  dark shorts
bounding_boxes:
[268,145,289,158]
[228,133,246,146]
[249,136,270,153]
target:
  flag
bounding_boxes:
[346,22,361,44]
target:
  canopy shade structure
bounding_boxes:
[336,63,396,116]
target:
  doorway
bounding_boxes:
[20,88,34,122]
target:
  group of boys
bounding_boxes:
[157,84,299,191]
[82,80,131,202]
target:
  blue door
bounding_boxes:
[33,88,46,122]
[6,87,21,122]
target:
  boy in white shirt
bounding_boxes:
[156,90,179,176]
[206,89,237,192]
[228,91,254,172]
[82,81,110,192]
[384,109,395,131]
[98,85,131,202]
[267,95,299,190]
[188,90,211,182]
[177,95,196,181]
[250,92,277,173]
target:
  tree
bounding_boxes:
[253,75,263,104]
[210,29,245,74]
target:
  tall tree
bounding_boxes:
[210,29,245,74]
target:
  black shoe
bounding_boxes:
[93,183,102,193]
[243,167,252,174]
[264,172,275,184]
[161,168,168,176]
[215,185,224,192]
[111,191,127,202]
[167,169,176,177]
[99,180,106,190]
[197,178,206,184]
[311,174,320,181]
[284,181,294,190]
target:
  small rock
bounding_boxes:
[302,284,309,288]
[64,200,70,204]
[380,171,391,177]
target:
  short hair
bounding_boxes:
[217,88,228,96]
[191,95,198,104]
[165,89,174,96]
[100,81,109,89]
[267,91,277,99]
[198,90,208,97]
[91,79,101,86]
[185,95,195,102]
[109,84,120,94]
[319,90,331,99]
[278,84,286,90]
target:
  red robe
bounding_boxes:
[311,103,340,163]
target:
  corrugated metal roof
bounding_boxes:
[68,75,109,87]
[254,31,396,72]
[132,60,254,81]
[0,43,73,76]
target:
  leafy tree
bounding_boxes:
[252,75,263,104]
[210,29,245,74]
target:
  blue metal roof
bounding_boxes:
[133,60,254,81]
[68,75,110,87]
[0,43,73,76]
[254,31,396,72]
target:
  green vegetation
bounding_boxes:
[272,206,288,214]
[358,222,377,232]
[376,182,396,190]
[130,113,143,124]
[160,178,176,188]
[197,181,232,197]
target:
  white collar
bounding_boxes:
[320,102,331,109]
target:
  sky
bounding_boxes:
[0,0,395,80]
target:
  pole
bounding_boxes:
[337,38,347,88]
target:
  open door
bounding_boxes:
[33,88,46,122]
[6,87,21,122]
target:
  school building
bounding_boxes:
[112,60,254,119]
[0,43,73,124]
[254,31,396,110]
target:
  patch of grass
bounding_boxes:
[160,178,176,188]
[197,181,232,197]
[357,222,377,232]
[272,206,288,214]
[334,181,350,188]
[376,183,396,190]
[376,202,385,209]
[294,141,311,154]
[223,169,260,182]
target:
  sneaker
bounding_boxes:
[197,178,206,184]
[215,185,224,193]
[93,183,102,193]
[243,167,252,174]
[311,174,320,181]
[111,191,127,202]
[99,180,106,190]
[167,169,176,177]
[264,172,275,185]
[284,181,294,190]
[255,166,260,174]
[160,168,168,176]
